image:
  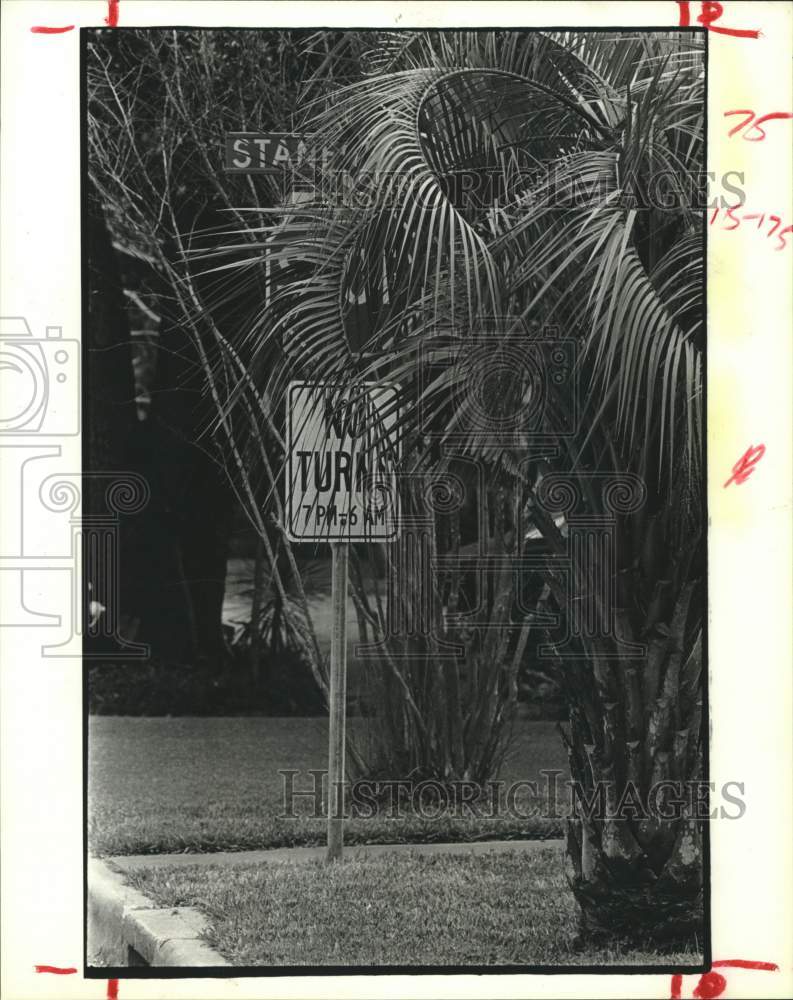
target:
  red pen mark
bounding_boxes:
[776,225,793,251]
[754,111,793,127]
[671,960,779,998]
[693,971,727,998]
[677,1,760,38]
[31,24,75,33]
[709,208,791,249]
[725,110,793,140]
[32,1,117,33]
[713,959,779,970]
[107,979,119,999]
[723,205,741,230]
[724,444,766,487]
[724,109,755,136]
[35,966,78,974]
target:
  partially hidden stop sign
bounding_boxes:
[286,381,399,542]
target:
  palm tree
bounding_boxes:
[206,29,706,947]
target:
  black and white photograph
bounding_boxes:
[1,0,792,993]
[82,21,711,974]
[3,3,792,996]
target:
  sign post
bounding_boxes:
[286,381,398,861]
[232,135,391,862]
[327,541,348,860]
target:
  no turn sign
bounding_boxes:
[286,381,400,542]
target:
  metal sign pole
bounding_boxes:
[327,540,349,861]
[286,380,398,859]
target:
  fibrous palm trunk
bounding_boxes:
[562,625,704,946]
[535,475,705,948]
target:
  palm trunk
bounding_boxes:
[530,464,705,948]
[561,590,704,947]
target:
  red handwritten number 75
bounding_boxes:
[725,110,793,140]
[677,2,759,38]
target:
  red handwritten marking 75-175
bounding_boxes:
[710,208,792,251]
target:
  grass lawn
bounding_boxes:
[89,717,568,856]
[120,845,700,967]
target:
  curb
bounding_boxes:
[88,858,229,968]
[91,840,565,966]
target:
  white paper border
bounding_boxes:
[1,2,791,998]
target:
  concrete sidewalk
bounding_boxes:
[109,836,564,873]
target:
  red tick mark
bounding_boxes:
[35,966,78,974]
[32,0,118,33]
[724,443,766,487]
[670,973,683,998]
[107,979,119,999]
[713,960,779,970]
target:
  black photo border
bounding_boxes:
[81,20,710,982]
